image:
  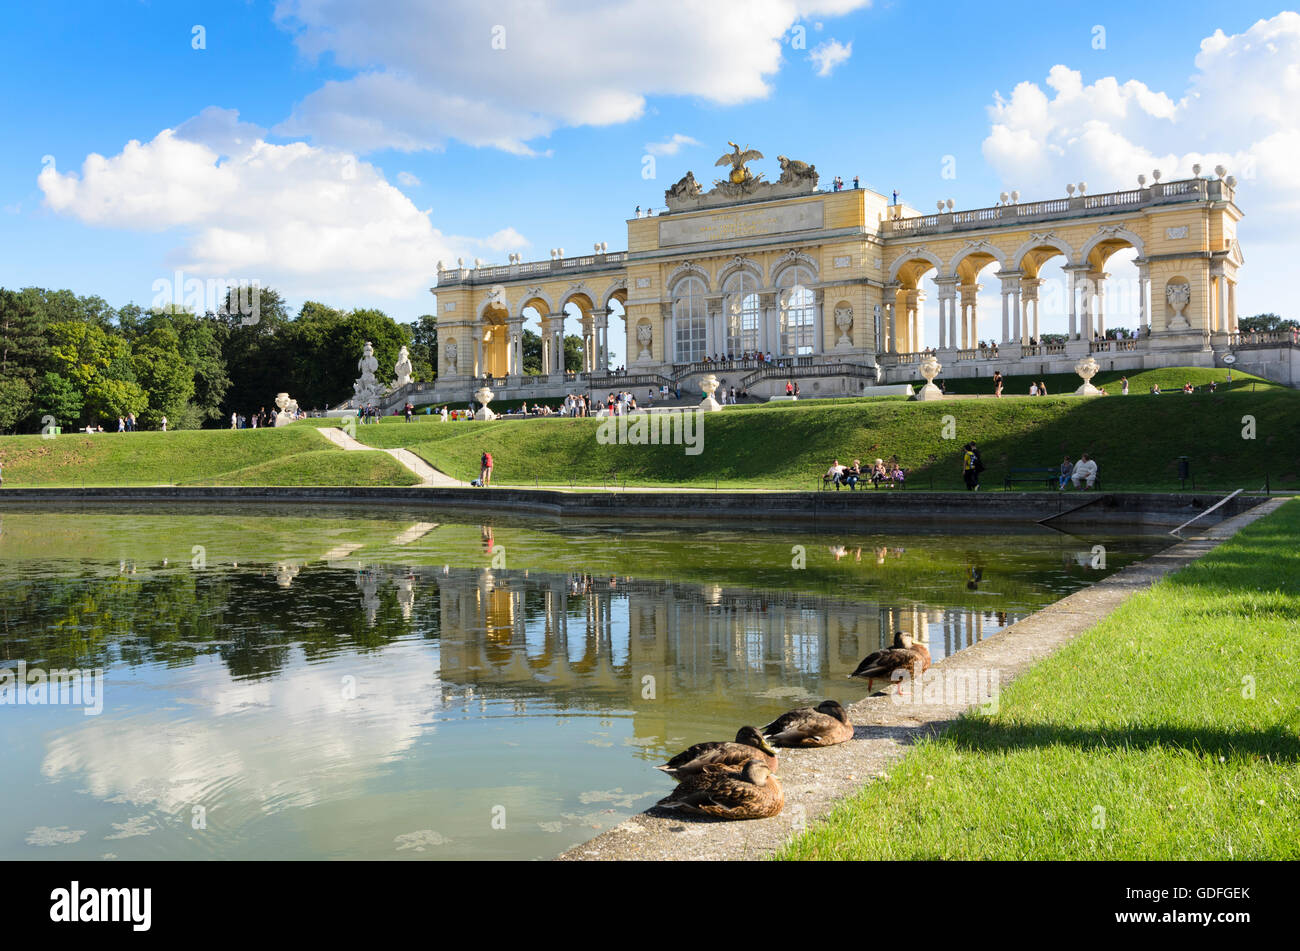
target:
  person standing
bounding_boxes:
[160,416,168,432]
[480,449,494,487]
[993,371,1003,398]
[962,442,983,491]
[1120,375,1130,395]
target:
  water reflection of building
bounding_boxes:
[432,568,1014,703]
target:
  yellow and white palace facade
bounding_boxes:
[425,151,1276,402]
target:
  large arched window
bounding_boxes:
[724,271,761,354]
[672,276,707,364]
[778,265,817,355]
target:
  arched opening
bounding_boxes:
[604,290,627,372]
[479,301,510,378]
[723,268,762,357]
[776,264,817,356]
[1082,242,1141,339]
[560,293,594,376]
[520,298,547,376]
[895,256,938,354]
[671,276,707,365]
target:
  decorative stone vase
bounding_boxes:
[273,392,299,427]
[699,373,723,412]
[1166,283,1192,329]
[474,385,497,421]
[1074,356,1102,395]
[636,323,653,361]
[915,355,944,401]
[834,305,854,348]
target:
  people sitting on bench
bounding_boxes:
[824,459,847,488]
[1071,454,1099,489]
[1059,456,1073,490]
[891,463,906,487]
[870,458,888,486]
[842,460,862,490]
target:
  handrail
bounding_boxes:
[1169,488,1244,537]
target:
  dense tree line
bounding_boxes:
[0,286,443,432]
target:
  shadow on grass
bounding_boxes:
[939,720,1300,761]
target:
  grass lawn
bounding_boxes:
[905,364,1275,397]
[0,428,416,487]
[297,379,1300,492]
[183,449,420,486]
[777,498,1300,860]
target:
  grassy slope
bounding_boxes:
[0,428,415,487]
[183,450,420,486]
[777,499,1300,860]
[299,383,1300,491]
[905,365,1273,396]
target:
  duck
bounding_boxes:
[655,726,779,777]
[760,699,854,748]
[655,760,784,820]
[849,630,932,695]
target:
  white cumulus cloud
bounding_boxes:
[810,39,852,77]
[37,107,522,300]
[271,0,872,154]
[981,12,1300,232]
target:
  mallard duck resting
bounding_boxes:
[655,760,784,820]
[655,725,778,777]
[849,631,932,695]
[760,699,854,748]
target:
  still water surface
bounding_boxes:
[0,505,1169,859]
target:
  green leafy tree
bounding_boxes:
[132,323,196,428]
[0,287,50,383]
[1239,313,1299,333]
[405,314,437,381]
[0,377,33,432]
[521,329,543,375]
[34,371,83,428]
[563,333,584,373]
[84,378,148,424]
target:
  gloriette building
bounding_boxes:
[419,144,1288,404]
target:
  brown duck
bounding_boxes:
[656,726,779,777]
[760,699,854,748]
[655,760,784,820]
[850,631,932,695]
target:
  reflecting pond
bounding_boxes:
[0,505,1170,860]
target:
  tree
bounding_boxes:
[1239,313,1299,333]
[34,371,83,428]
[405,314,437,381]
[521,329,543,375]
[563,334,584,373]
[84,378,148,424]
[0,377,33,433]
[0,287,50,383]
[132,323,196,428]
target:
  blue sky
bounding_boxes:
[2,1,1296,364]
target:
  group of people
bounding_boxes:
[825,457,907,490]
[829,176,860,191]
[230,409,274,429]
[1060,454,1100,489]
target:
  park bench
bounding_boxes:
[1004,467,1059,490]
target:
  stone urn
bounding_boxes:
[915,355,944,401]
[474,385,497,421]
[1166,282,1191,329]
[834,305,854,348]
[1074,356,1102,395]
[699,373,723,413]
[636,323,654,361]
[273,392,299,427]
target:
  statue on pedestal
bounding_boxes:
[392,345,413,389]
[349,341,387,409]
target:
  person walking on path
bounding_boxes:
[962,441,983,491]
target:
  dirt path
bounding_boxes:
[315,426,466,487]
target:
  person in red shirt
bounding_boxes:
[480,449,494,487]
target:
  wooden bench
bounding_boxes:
[1004,467,1059,490]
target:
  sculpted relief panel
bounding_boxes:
[659,201,825,248]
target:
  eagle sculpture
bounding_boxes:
[715,142,764,185]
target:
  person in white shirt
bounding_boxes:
[1071,454,1099,489]
[1029,382,1039,396]
[161,416,168,432]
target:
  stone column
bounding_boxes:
[884,283,901,354]
[935,279,957,351]
[471,329,483,378]
[1212,269,1226,334]
[1093,271,1108,337]
[1135,261,1150,334]
[960,283,981,349]
[1228,280,1237,333]
[814,289,826,355]
[546,313,566,376]
[1000,279,1013,345]
[1020,278,1042,344]
[660,302,674,365]
[1080,276,1093,341]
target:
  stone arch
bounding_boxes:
[716,255,763,288]
[1010,234,1076,275]
[947,240,1009,283]
[599,279,628,311]
[770,249,820,286]
[889,248,944,287]
[1079,225,1146,271]
[477,286,511,321]
[666,261,711,295]
[517,287,553,319]
[559,287,596,315]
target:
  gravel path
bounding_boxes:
[315,426,465,487]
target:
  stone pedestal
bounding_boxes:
[1074,356,1102,396]
[699,373,724,412]
[915,355,944,401]
[473,385,497,421]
